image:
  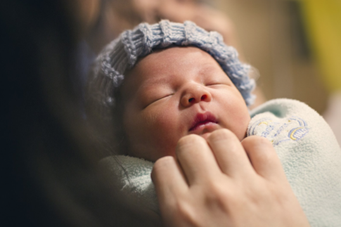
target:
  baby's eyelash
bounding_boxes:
[155,93,173,101]
[206,81,232,87]
[143,93,173,109]
[206,83,225,87]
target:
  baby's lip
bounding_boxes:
[189,112,218,132]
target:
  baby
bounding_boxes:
[90,20,254,162]
[120,46,251,161]
[88,20,341,226]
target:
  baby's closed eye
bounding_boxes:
[205,82,231,88]
[202,72,233,88]
[140,91,174,108]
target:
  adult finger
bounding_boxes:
[151,156,188,204]
[242,136,287,182]
[206,129,254,177]
[175,134,221,185]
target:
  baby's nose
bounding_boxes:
[180,85,212,107]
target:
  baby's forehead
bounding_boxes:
[130,46,222,76]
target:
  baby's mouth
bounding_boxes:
[189,112,218,132]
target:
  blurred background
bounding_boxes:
[215,0,341,143]
[82,0,341,143]
[216,0,333,112]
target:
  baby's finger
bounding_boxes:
[175,134,221,185]
[206,129,254,177]
[242,136,287,182]
[152,156,188,206]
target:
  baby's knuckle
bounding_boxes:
[242,136,272,149]
[176,135,206,157]
[205,181,231,204]
[155,156,174,166]
[208,129,236,141]
[173,200,199,225]
[178,134,204,146]
[153,156,174,171]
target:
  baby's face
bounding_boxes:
[121,47,250,162]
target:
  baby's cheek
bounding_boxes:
[146,108,181,158]
[232,110,250,141]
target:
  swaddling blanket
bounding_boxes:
[248,98,341,226]
[100,99,341,226]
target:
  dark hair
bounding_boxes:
[1,0,159,226]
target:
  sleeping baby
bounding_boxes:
[87,20,341,226]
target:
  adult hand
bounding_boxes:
[152,129,310,227]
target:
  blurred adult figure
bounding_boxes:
[1,0,158,226]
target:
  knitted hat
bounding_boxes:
[88,20,255,120]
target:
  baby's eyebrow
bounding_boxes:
[133,76,173,99]
[198,65,222,75]
[139,75,173,90]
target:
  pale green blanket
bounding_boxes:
[101,99,341,226]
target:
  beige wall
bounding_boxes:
[214,0,328,113]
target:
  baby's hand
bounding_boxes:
[152,129,310,227]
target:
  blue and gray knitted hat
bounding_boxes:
[89,20,255,120]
